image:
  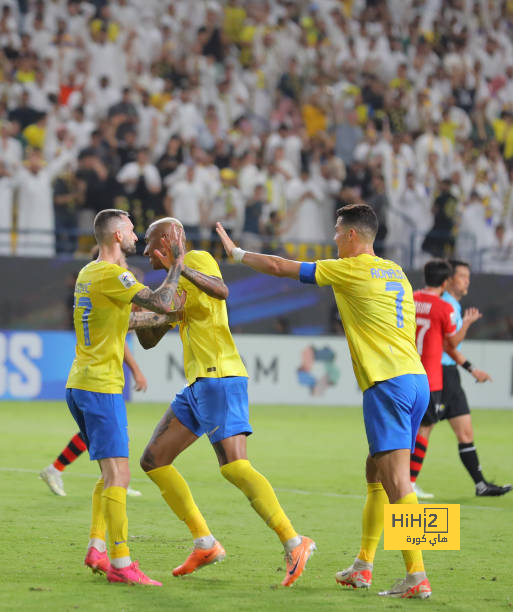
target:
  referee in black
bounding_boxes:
[440,260,511,497]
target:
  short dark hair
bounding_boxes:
[336,203,378,241]
[448,259,470,275]
[93,209,129,244]
[424,258,452,287]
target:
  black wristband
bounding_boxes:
[461,360,473,372]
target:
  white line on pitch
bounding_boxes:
[0,467,505,511]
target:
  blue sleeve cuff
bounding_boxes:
[299,262,317,284]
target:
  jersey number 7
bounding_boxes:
[386,281,405,328]
[75,296,92,346]
[415,317,431,355]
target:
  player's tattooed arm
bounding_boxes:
[132,227,186,313]
[135,324,171,350]
[181,265,229,300]
[128,310,181,330]
[132,268,182,313]
[133,290,186,348]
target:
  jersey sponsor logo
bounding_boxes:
[450,311,457,325]
[118,271,136,289]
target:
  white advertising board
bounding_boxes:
[132,335,513,409]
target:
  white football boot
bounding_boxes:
[40,465,66,496]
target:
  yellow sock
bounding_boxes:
[102,486,130,560]
[220,459,297,544]
[358,482,388,563]
[147,465,210,539]
[396,492,425,574]
[89,478,106,542]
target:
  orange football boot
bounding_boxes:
[282,536,316,587]
[172,541,226,576]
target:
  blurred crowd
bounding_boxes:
[0,0,513,272]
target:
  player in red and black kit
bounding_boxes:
[413,260,511,498]
[409,259,468,497]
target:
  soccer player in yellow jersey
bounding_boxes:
[216,203,432,599]
[40,342,147,498]
[66,208,187,586]
[136,217,315,587]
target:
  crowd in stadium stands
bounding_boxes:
[0,0,513,272]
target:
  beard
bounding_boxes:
[121,239,137,255]
[149,254,165,270]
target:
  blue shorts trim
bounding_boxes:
[66,388,129,460]
[363,374,429,456]
[171,377,252,444]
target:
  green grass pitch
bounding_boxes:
[1,401,512,611]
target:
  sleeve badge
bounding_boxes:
[118,271,136,288]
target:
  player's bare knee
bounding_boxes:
[450,416,473,443]
[457,430,474,444]
[365,454,379,482]
[140,447,159,472]
[104,468,130,489]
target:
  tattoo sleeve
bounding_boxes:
[181,265,229,300]
[128,311,176,330]
[132,257,184,313]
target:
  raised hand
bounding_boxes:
[462,307,482,327]
[155,224,185,269]
[216,222,236,258]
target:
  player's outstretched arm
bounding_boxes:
[133,226,185,313]
[182,266,229,300]
[216,222,301,279]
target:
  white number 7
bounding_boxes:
[416,317,431,356]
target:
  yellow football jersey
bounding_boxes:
[177,251,247,384]
[315,253,425,391]
[66,261,145,393]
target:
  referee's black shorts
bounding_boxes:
[440,365,470,420]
